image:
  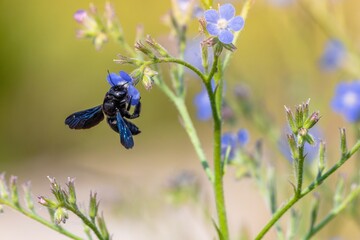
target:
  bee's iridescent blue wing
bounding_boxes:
[116,111,134,149]
[65,105,104,129]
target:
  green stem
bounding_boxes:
[303,186,360,240]
[67,206,105,240]
[255,140,360,239]
[0,200,82,240]
[296,144,305,196]
[205,56,229,238]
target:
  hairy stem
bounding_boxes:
[255,140,360,239]
[303,186,360,240]
[0,200,82,240]
[67,205,106,240]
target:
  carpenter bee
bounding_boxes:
[65,72,141,149]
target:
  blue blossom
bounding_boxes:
[237,129,249,147]
[331,80,360,122]
[204,3,244,44]
[107,71,140,106]
[221,133,238,160]
[221,129,250,161]
[193,80,216,121]
[320,39,346,71]
[194,88,212,121]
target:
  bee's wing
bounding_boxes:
[116,111,134,149]
[65,105,104,129]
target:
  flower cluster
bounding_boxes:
[221,129,249,161]
[204,3,245,44]
[331,80,360,122]
[107,71,140,106]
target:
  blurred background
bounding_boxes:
[1,0,360,239]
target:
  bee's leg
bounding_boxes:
[127,96,132,111]
[123,101,141,119]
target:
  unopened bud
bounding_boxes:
[10,176,19,207]
[67,177,76,206]
[23,181,34,211]
[89,192,99,221]
[142,67,158,90]
[285,105,297,134]
[0,173,9,199]
[114,55,143,66]
[287,134,298,160]
[145,35,170,57]
[134,41,157,59]
[303,111,320,129]
[340,128,347,156]
[54,207,69,224]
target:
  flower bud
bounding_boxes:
[287,134,298,160]
[38,196,58,209]
[54,207,69,224]
[0,173,9,199]
[23,181,34,211]
[340,128,347,156]
[142,67,158,90]
[89,192,99,221]
[285,105,297,134]
[135,41,157,59]
[66,177,77,206]
[145,35,171,57]
[10,176,19,207]
[303,111,320,129]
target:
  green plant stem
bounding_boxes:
[0,200,82,240]
[205,57,229,239]
[67,205,105,240]
[303,185,360,240]
[255,140,360,240]
[296,144,305,196]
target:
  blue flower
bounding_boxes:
[107,71,140,106]
[331,80,360,122]
[194,88,212,121]
[193,80,216,121]
[237,129,249,147]
[320,39,346,71]
[204,4,245,44]
[221,132,238,160]
[221,129,250,161]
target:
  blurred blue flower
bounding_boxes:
[107,71,140,106]
[331,80,360,122]
[237,129,249,147]
[193,80,216,121]
[221,132,238,160]
[279,126,322,164]
[320,39,346,71]
[194,88,212,121]
[204,3,244,44]
[221,129,250,161]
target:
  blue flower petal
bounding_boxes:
[204,9,219,23]
[219,4,235,21]
[107,73,122,86]
[128,85,140,105]
[228,16,244,31]
[206,23,220,36]
[218,29,234,44]
[237,129,249,147]
[194,89,212,121]
[221,132,237,160]
[119,71,133,83]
